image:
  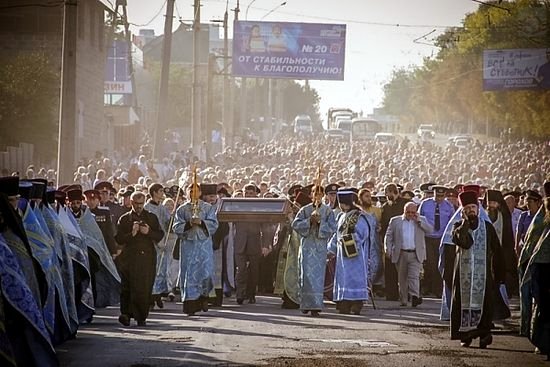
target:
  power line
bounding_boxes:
[175,0,183,21]
[128,0,168,27]
[0,1,63,10]
[204,0,532,31]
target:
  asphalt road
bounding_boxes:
[56,294,546,367]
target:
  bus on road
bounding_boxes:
[350,118,382,142]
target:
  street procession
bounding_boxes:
[1,0,550,366]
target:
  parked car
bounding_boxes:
[294,114,313,135]
[417,124,435,139]
[448,135,474,144]
[336,118,352,137]
[374,132,397,144]
[453,137,471,149]
[325,128,348,141]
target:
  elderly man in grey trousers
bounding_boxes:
[385,202,434,307]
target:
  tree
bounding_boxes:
[381,0,550,139]
[0,52,59,159]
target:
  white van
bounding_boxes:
[294,114,313,135]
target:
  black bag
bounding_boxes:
[172,238,181,260]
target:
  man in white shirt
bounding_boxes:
[385,202,434,307]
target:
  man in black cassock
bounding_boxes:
[115,192,163,327]
[485,189,518,298]
[450,191,506,349]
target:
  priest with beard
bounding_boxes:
[485,189,519,298]
[450,191,505,349]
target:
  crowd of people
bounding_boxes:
[0,133,549,366]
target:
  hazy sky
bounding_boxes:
[123,0,479,117]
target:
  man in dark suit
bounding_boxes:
[385,202,433,307]
[234,184,270,305]
[380,183,410,301]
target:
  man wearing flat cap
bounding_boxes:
[446,188,459,210]
[324,183,340,210]
[449,190,506,349]
[95,181,125,230]
[419,185,455,298]
[516,190,542,255]
[84,189,117,256]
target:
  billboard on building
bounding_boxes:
[105,40,132,94]
[232,21,346,80]
[483,48,550,90]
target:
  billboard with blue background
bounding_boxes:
[232,21,346,80]
[483,48,550,90]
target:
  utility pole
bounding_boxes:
[206,53,216,160]
[154,0,175,159]
[266,78,272,140]
[222,7,233,148]
[235,0,247,142]
[191,0,202,157]
[115,0,138,110]
[56,0,77,185]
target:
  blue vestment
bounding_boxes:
[328,209,373,301]
[292,203,336,311]
[173,200,219,301]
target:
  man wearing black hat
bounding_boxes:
[0,176,59,367]
[95,181,125,232]
[485,189,518,297]
[450,191,506,349]
[328,187,378,315]
[84,189,117,256]
[324,183,340,210]
[419,185,455,298]
[67,188,85,218]
[71,186,122,320]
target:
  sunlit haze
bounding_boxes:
[126,0,479,116]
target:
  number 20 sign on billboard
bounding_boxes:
[232,21,346,81]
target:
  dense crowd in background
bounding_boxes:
[9,133,550,200]
[1,131,549,367]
